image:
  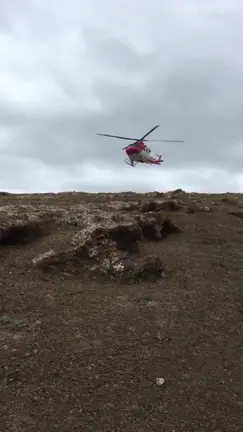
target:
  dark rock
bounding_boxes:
[140,201,158,213]
[107,223,142,253]
[185,206,195,214]
[161,218,182,237]
[138,213,164,241]
[140,199,182,213]
[0,192,11,196]
[0,221,47,246]
[172,188,184,194]
[127,256,164,282]
[228,211,243,220]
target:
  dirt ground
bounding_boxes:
[0,190,243,432]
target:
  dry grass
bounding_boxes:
[0,190,243,432]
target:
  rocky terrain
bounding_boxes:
[1,190,243,431]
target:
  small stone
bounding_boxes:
[156,377,165,386]
[185,207,195,214]
[203,206,212,212]
[146,300,158,308]
[198,205,212,212]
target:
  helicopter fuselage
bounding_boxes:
[125,141,150,157]
[125,141,161,165]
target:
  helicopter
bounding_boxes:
[96,125,184,167]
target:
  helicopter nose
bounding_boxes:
[126,146,139,156]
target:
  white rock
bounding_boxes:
[156,377,165,386]
[32,249,55,264]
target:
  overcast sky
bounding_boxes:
[1,0,243,193]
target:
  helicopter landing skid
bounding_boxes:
[124,158,136,167]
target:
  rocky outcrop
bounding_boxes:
[0,204,68,246]
[2,190,243,283]
[140,199,182,213]
[33,204,182,282]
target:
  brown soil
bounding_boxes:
[0,190,243,431]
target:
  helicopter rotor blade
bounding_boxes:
[143,139,184,143]
[139,124,160,141]
[96,133,138,141]
[96,129,184,145]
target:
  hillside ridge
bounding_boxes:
[1,190,243,431]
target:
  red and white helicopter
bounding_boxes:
[97,125,184,167]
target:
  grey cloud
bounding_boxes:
[1,0,243,192]
[84,35,145,72]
